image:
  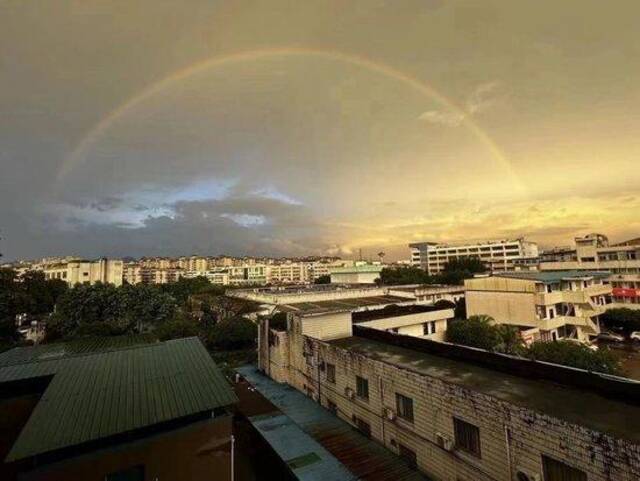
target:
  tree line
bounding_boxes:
[0,269,257,352]
[377,258,487,286]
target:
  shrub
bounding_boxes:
[207,317,257,350]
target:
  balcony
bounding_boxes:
[535,285,611,305]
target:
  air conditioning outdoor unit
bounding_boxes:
[383,407,396,421]
[516,469,541,481]
[345,387,355,399]
[435,432,454,451]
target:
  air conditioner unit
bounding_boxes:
[435,432,454,451]
[345,387,355,399]
[383,407,396,421]
[516,469,541,481]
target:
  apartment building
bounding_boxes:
[123,263,184,285]
[42,258,123,287]
[540,233,640,310]
[465,271,610,344]
[257,305,640,481]
[409,238,539,275]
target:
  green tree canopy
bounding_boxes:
[376,267,434,286]
[207,317,257,351]
[314,274,331,284]
[438,258,487,285]
[446,315,502,351]
[527,340,620,375]
[600,308,640,336]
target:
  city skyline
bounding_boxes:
[2,1,640,262]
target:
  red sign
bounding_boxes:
[612,287,640,298]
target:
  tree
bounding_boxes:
[437,258,487,285]
[155,315,199,341]
[527,340,620,375]
[446,315,502,350]
[494,324,526,355]
[376,267,434,286]
[600,308,640,336]
[161,276,212,306]
[207,317,257,350]
[314,275,331,285]
[47,282,177,340]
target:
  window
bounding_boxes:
[106,465,145,481]
[353,416,371,438]
[327,400,338,415]
[398,443,417,468]
[423,321,436,336]
[326,362,336,383]
[542,455,587,481]
[356,376,369,400]
[396,393,414,423]
[453,417,481,457]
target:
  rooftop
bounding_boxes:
[330,264,383,274]
[329,336,640,443]
[352,304,451,323]
[277,295,413,315]
[493,270,610,283]
[236,365,428,481]
[0,336,237,462]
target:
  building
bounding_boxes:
[0,336,237,481]
[123,263,184,285]
[329,263,383,284]
[42,258,123,287]
[409,238,539,275]
[465,271,610,344]
[256,303,640,481]
[540,233,640,310]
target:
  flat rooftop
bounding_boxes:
[0,336,237,462]
[329,336,640,443]
[495,270,610,283]
[352,304,450,323]
[277,295,413,315]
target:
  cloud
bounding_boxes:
[418,81,503,127]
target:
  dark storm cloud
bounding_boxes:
[1,0,640,261]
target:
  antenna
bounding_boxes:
[377,251,386,264]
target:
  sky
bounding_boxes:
[1,0,639,262]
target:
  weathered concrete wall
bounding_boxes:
[280,330,640,481]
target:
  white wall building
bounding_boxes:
[409,238,539,275]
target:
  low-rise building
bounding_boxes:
[540,233,640,310]
[465,271,610,343]
[410,238,539,275]
[329,263,383,284]
[0,336,237,481]
[256,301,640,481]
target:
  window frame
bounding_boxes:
[542,455,587,481]
[356,375,369,401]
[453,417,481,458]
[395,392,414,423]
[326,362,336,383]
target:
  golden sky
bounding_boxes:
[1,0,639,260]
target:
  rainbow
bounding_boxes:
[58,46,521,189]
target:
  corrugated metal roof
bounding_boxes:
[2,337,237,462]
[237,366,428,481]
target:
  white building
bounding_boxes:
[43,258,123,287]
[540,233,640,310]
[409,238,539,275]
[329,263,383,284]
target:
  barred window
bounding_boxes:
[396,393,414,423]
[398,443,417,468]
[542,455,587,481]
[356,376,369,400]
[453,417,481,458]
[326,363,336,383]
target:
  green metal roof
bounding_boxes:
[1,336,237,462]
[495,270,610,284]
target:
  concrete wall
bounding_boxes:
[300,312,353,341]
[465,291,537,326]
[282,331,640,481]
